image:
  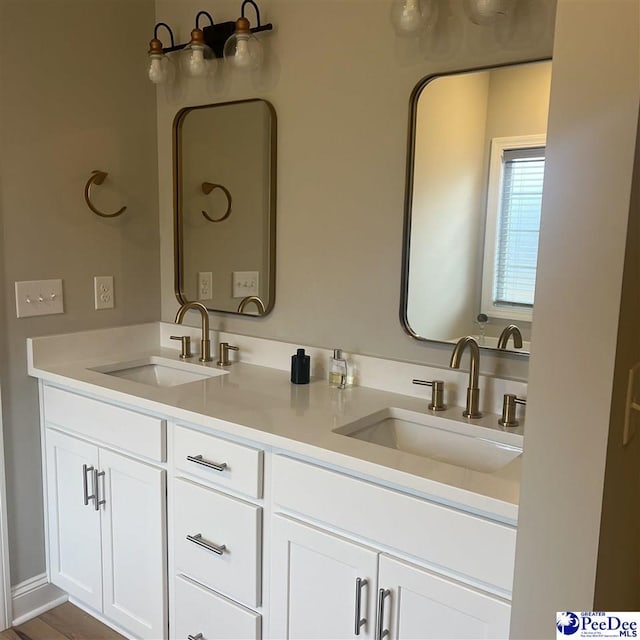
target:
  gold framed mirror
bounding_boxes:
[400,59,552,354]
[174,98,276,316]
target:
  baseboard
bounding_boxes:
[11,573,67,626]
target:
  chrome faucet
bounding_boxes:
[497,324,523,350]
[237,295,266,315]
[449,336,482,418]
[174,302,212,362]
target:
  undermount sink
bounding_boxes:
[91,356,228,388]
[334,408,523,473]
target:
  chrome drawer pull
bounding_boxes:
[186,533,226,555]
[376,588,390,640]
[187,634,203,640]
[82,464,95,506]
[354,577,368,635]
[187,454,227,472]
[94,469,106,511]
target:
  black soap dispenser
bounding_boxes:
[290,348,310,384]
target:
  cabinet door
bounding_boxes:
[100,449,166,640]
[378,555,511,640]
[270,515,378,640]
[46,429,102,611]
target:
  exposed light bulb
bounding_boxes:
[390,0,436,35]
[463,0,512,25]
[223,17,264,71]
[148,54,167,84]
[147,36,174,85]
[182,28,214,78]
[234,35,253,69]
[187,44,207,77]
[399,0,423,32]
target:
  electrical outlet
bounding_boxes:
[198,272,213,300]
[232,271,259,298]
[15,279,64,318]
[94,276,114,310]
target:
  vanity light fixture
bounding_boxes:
[389,0,518,37]
[147,1,273,85]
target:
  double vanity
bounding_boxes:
[28,322,524,640]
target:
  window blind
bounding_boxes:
[494,146,545,308]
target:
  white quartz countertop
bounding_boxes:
[27,326,522,524]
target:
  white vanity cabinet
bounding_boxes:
[169,423,264,640]
[41,385,167,640]
[270,515,379,639]
[31,356,519,640]
[269,455,513,640]
[377,554,510,640]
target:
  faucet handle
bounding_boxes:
[170,335,192,359]
[499,393,526,428]
[217,342,239,367]
[412,379,447,411]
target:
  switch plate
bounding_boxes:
[94,276,114,310]
[623,362,640,446]
[232,271,259,298]
[15,279,64,318]
[198,271,213,300]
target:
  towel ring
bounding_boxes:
[84,170,127,218]
[201,182,232,223]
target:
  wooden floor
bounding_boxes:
[0,603,125,640]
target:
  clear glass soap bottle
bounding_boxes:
[329,349,348,389]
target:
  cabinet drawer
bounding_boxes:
[43,385,165,462]
[272,455,516,595]
[174,575,261,640]
[174,425,263,498]
[173,478,261,607]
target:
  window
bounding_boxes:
[481,135,546,322]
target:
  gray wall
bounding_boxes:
[0,0,160,584]
[157,0,557,382]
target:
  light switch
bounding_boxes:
[623,362,640,446]
[232,271,259,298]
[15,279,64,318]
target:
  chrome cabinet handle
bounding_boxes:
[187,454,227,472]
[187,634,203,640]
[186,533,226,555]
[354,577,368,635]
[82,464,95,506]
[376,588,390,640]
[93,469,106,511]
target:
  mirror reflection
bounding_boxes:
[174,99,276,315]
[401,60,552,353]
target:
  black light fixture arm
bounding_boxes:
[195,10,215,29]
[153,22,176,47]
[241,0,273,33]
[156,10,215,53]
